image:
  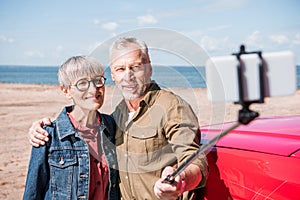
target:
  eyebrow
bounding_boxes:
[112,61,143,68]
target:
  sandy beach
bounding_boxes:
[0,83,299,199]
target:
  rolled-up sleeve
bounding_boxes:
[164,94,208,188]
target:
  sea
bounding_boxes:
[0,65,300,89]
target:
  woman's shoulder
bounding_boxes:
[42,120,56,136]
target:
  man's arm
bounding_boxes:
[154,166,181,200]
[154,94,208,199]
[153,164,202,200]
[178,163,202,191]
[28,118,51,147]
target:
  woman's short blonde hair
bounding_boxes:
[58,56,104,87]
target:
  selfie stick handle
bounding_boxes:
[164,45,263,184]
[164,122,241,183]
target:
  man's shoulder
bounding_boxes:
[156,88,186,104]
[112,99,125,112]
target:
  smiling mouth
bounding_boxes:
[86,94,101,100]
[122,84,137,90]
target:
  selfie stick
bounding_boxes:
[164,45,264,184]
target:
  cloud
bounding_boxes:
[184,30,204,39]
[0,35,14,43]
[24,50,45,58]
[200,35,230,53]
[244,31,265,49]
[56,45,63,52]
[292,33,300,45]
[137,14,158,25]
[245,31,261,43]
[207,24,232,31]
[202,0,249,12]
[94,19,100,25]
[200,36,219,51]
[269,34,289,45]
[101,22,119,31]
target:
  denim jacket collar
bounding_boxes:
[55,106,76,140]
[56,106,111,142]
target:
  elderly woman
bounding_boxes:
[23,56,120,200]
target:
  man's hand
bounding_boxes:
[28,118,51,147]
[154,166,183,200]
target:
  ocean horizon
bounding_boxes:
[0,65,300,89]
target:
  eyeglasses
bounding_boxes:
[72,76,106,91]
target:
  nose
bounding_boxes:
[88,82,98,92]
[123,67,134,81]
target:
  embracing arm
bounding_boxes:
[28,118,51,147]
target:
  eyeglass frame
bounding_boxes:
[71,76,107,92]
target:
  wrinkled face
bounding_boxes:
[65,75,105,111]
[110,45,152,100]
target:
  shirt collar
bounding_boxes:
[56,106,105,140]
[56,106,77,140]
[117,81,161,111]
[141,80,161,108]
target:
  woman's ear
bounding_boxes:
[60,86,72,100]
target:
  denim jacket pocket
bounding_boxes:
[49,154,78,168]
[48,152,78,198]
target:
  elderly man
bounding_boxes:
[29,37,208,200]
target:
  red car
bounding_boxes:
[200,115,300,200]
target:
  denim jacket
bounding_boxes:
[23,106,120,200]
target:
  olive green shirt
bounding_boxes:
[113,82,208,200]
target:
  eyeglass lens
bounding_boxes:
[76,77,106,91]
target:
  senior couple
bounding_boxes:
[24,37,208,200]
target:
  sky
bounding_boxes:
[1,0,300,66]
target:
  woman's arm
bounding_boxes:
[23,140,49,199]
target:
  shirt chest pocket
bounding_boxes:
[130,128,162,151]
[129,128,170,166]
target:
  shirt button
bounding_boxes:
[80,174,88,178]
[97,181,101,185]
[125,176,128,179]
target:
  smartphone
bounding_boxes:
[205,51,296,102]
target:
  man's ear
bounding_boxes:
[60,86,72,100]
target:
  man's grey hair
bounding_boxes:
[109,37,150,63]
